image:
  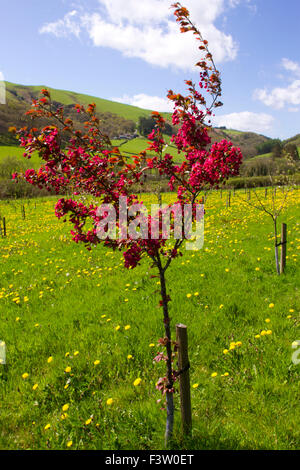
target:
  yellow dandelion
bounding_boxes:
[85,418,92,425]
[124,325,131,330]
[266,330,272,335]
[106,398,113,405]
[149,343,155,347]
[211,372,218,378]
[74,351,79,356]
[94,360,100,365]
[133,378,142,386]
[115,325,120,331]
[265,318,271,323]
[269,303,274,308]
[32,383,38,391]
[223,349,229,354]
[192,383,199,389]
[22,372,29,379]
[44,424,51,431]
[67,441,73,448]
[255,334,261,339]
[186,293,192,298]
[47,356,53,363]
[62,404,69,412]
[65,366,71,373]
[127,354,133,360]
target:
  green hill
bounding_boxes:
[0,81,299,163]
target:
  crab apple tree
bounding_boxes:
[12,2,242,444]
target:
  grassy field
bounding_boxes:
[0,146,41,169]
[0,188,299,450]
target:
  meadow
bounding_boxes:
[0,187,299,450]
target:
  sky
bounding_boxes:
[0,0,300,139]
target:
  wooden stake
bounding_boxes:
[280,223,287,274]
[3,217,6,237]
[176,324,192,436]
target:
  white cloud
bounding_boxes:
[39,10,81,37]
[281,58,300,76]
[213,111,274,134]
[254,58,300,110]
[112,93,174,113]
[39,0,243,70]
[0,71,6,104]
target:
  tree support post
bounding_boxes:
[280,223,287,274]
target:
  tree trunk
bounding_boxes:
[158,265,174,446]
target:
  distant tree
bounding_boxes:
[272,142,283,159]
[283,143,299,162]
[138,116,174,137]
[256,138,281,156]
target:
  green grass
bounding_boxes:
[0,146,41,169]
[0,188,299,450]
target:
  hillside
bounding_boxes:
[0,81,293,161]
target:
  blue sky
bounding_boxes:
[1,0,300,139]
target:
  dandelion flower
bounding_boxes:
[186,293,192,298]
[211,372,218,378]
[124,325,130,331]
[32,383,38,390]
[44,424,51,431]
[47,356,53,363]
[269,303,274,308]
[67,441,73,448]
[85,418,92,425]
[106,398,113,405]
[94,360,100,365]
[223,349,229,355]
[192,383,199,389]
[65,366,71,373]
[62,404,69,412]
[265,318,271,323]
[127,355,133,360]
[133,378,142,386]
[22,372,29,379]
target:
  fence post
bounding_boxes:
[3,217,6,237]
[176,323,192,436]
[280,223,287,274]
